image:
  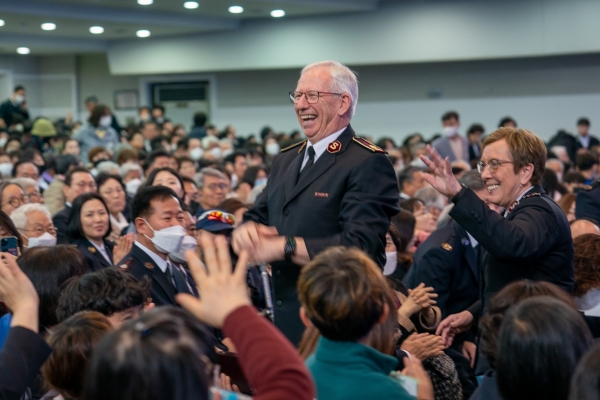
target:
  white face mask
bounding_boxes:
[255,178,267,187]
[222,149,233,159]
[14,95,25,105]
[0,163,13,179]
[190,147,204,161]
[169,235,197,263]
[443,126,459,137]
[143,219,186,254]
[383,251,398,276]
[125,178,142,196]
[266,142,280,156]
[210,147,222,159]
[23,232,57,248]
[99,115,112,128]
[0,138,7,149]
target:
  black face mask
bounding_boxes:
[93,158,109,168]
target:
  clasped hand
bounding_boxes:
[231,221,283,264]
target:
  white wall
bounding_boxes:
[107,0,600,75]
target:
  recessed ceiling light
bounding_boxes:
[16,47,30,55]
[136,29,151,38]
[184,1,199,9]
[89,26,104,34]
[41,22,56,31]
[137,0,153,5]
[228,5,243,13]
[0,20,5,27]
[270,9,285,18]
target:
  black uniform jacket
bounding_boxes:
[449,185,574,310]
[244,125,400,344]
[404,219,480,319]
[53,205,71,245]
[575,180,600,224]
[73,237,114,272]
[117,243,182,307]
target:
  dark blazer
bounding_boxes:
[575,180,600,224]
[0,327,52,400]
[53,205,71,245]
[468,143,481,161]
[431,136,469,163]
[244,126,400,345]
[404,219,480,319]
[574,134,600,153]
[73,238,114,272]
[450,185,574,310]
[118,244,188,307]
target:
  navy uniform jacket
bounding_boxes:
[53,205,71,245]
[404,219,480,319]
[575,180,600,224]
[449,185,574,311]
[73,238,114,272]
[244,125,400,344]
[117,244,190,307]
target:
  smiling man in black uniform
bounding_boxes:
[232,60,400,345]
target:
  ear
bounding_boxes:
[299,307,314,328]
[135,217,150,236]
[520,163,535,185]
[376,303,390,325]
[62,184,69,198]
[337,93,352,117]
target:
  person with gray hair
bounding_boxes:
[436,170,490,227]
[194,167,226,213]
[10,177,43,204]
[234,60,399,344]
[94,161,120,177]
[10,203,57,248]
[414,186,447,225]
[118,162,143,196]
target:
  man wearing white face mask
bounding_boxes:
[0,85,30,129]
[118,186,195,306]
[73,104,119,165]
[431,111,469,163]
[10,204,57,249]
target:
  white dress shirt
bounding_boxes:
[300,126,347,170]
[90,240,113,265]
[134,241,168,273]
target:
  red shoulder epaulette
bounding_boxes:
[352,137,385,153]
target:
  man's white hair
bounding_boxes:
[546,158,565,173]
[119,162,143,179]
[10,203,51,229]
[10,177,39,191]
[301,60,359,118]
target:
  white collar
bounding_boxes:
[467,233,478,248]
[110,213,129,230]
[503,186,534,217]
[302,126,347,167]
[134,241,168,273]
[576,288,600,316]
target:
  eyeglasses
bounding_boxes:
[289,91,342,104]
[3,195,29,208]
[75,182,97,191]
[21,226,57,236]
[198,211,235,226]
[206,183,228,191]
[477,159,514,174]
[27,191,41,202]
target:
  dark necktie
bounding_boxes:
[168,262,191,295]
[298,146,315,182]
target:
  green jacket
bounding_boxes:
[306,336,415,399]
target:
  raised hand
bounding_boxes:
[419,145,462,197]
[408,283,438,310]
[177,231,251,328]
[0,253,39,332]
[113,233,135,265]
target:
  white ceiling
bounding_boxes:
[0,0,383,54]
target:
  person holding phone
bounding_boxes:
[67,193,132,272]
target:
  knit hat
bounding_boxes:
[31,118,57,137]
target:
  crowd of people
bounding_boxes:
[0,59,598,400]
